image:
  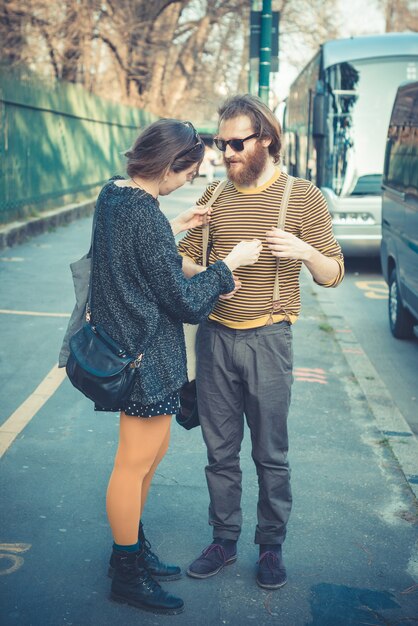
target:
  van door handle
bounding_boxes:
[382,185,406,202]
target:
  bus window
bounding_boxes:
[326,57,418,197]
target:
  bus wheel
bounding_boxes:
[388,268,414,339]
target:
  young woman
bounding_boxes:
[90,119,262,615]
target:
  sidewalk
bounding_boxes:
[0,198,417,625]
[0,198,95,250]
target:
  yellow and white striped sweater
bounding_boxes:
[178,169,344,328]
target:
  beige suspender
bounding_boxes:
[201,179,228,267]
[183,179,228,382]
[269,174,295,323]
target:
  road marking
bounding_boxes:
[0,543,31,576]
[0,257,25,262]
[0,309,70,318]
[294,367,328,384]
[355,280,388,299]
[0,543,32,553]
[0,364,67,458]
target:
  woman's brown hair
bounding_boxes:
[218,94,282,163]
[125,119,205,179]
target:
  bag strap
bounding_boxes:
[86,207,99,321]
[201,179,228,267]
[86,185,146,363]
[87,206,98,259]
[271,175,295,314]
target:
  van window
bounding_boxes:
[383,84,418,199]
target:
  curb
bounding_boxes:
[311,277,418,501]
[0,199,96,250]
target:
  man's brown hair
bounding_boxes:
[218,94,282,163]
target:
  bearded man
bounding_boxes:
[178,94,344,589]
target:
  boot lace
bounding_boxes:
[141,538,160,566]
[202,543,227,562]
[258,551,279,572]
[137,565,163,593]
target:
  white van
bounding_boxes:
[381,81,418,338]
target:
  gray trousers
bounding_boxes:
[196,319,293,545]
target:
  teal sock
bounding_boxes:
[113,541,139,553]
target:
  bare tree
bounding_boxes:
[0,0,33,67]
[277,0,340,70]
[0,0,343,119]
[379,0,418,32]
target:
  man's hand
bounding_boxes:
[171,206,211,236]
[219,274,242,300]
[265,228,313,261]
[266,227,341,285]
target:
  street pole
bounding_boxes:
[248,0,258,94]
[258,0,272,104]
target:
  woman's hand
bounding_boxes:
[170,206,211,236]
[224,239,262,272]
[219,274,242,300]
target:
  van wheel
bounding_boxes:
[388,269,414,339]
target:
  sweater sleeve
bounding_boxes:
[134,201,235,324]
[301,183,345,288]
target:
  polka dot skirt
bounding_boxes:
[95,391,180,418]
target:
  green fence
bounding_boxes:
[0,67,156,224]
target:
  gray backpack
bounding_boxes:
[58,209,96,368]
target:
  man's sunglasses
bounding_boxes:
[175,121,204,160]
[214,132,259,153]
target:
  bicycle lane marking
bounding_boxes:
[0,544,32,576]
[354,280,388,299]
[0,364,66,458]
[294,367,328,384]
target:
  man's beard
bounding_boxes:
[224,142,269,186]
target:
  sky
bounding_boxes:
[338,0,385,37]
[273,0,386,102]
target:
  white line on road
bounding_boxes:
[0,364,67,458]
[0,309,70,318]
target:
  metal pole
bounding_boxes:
[258,0,272,104]
[248,0,258,94]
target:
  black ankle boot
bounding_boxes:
[108,522,181,581]
[138,522,181,581]
[110,549,184,615]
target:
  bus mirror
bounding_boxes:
[313,94,326,137]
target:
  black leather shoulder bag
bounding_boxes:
[66,204,142,407]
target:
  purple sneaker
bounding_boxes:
[187,543,237,579]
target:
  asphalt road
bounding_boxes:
[0,178,417,625]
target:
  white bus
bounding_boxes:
[283,33,418,256]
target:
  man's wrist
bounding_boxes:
[181,255,205,277]
[170,218,180,236]
[223,253,239,272]
[302,243,316,264]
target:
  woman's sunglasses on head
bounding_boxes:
[175,121,204,160]
[214,133,259,153]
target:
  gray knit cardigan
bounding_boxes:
[91,177,235,405]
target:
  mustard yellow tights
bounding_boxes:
[106,411,172,545]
